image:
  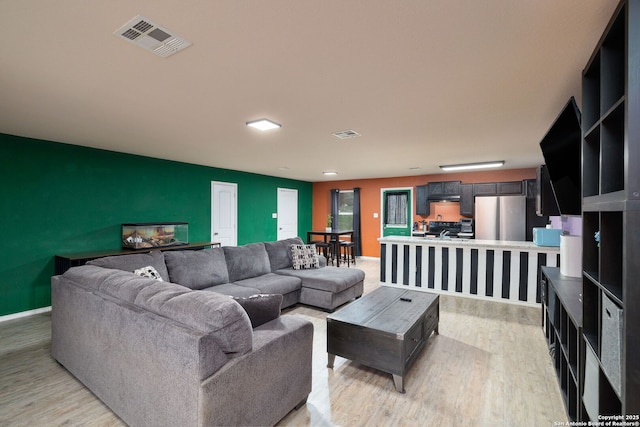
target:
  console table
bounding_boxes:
[54,241,220,275]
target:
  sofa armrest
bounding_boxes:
[199,315,313,426]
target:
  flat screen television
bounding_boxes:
[539,97,582,215]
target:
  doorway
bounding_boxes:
[211,181,237,246]
[277,188,298,240]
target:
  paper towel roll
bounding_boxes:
[560,235,582,277]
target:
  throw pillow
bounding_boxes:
[133,265,164,281]
[232,294,283,328]
[290,244,319,270]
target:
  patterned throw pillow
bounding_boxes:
[290,244,319,270]
[133,265,165,281]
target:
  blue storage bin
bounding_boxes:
[533,228,562,246]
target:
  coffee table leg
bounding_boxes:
[392,374,405,393]
[327,353,336,369]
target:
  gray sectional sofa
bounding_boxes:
[51,237,364,426]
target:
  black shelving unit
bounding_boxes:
[541,267,584,421]
[581,0,640,419]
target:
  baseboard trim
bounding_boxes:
[0,306,51,323]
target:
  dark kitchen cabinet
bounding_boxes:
[459,184,474,216]
[473,182,497,196]
[474,181,524,196]
[428,181,460,198]
[497,181,523,195]
[415,184,429,216]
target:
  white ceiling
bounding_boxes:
[0,1,618,182]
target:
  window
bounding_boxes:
[337,190,353,229]
[385,191,408,226]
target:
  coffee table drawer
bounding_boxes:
[403,317,425,364]
[424,305,439,336]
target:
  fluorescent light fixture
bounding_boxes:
[323,171,338,176]
[246,118,281,131]
[439,161,504,171]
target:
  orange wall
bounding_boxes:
[312,168,537,257]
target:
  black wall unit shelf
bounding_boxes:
[580,0,640,420]
[541,267,584,421]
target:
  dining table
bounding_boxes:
[306,229,354,267]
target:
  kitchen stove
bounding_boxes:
[428,221,462,237]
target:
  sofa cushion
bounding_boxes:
[87,250,170,282]
[232,294,283,328]
[276,267,365,293]
[290,244,319,270]
[264,237,304,271]
[223,243,271,282]
[202,283,261,298]
[233,273,302,296]
[163,248,229,289]
[134,282,253,356]
[63,265,170,304]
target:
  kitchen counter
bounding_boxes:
[377,236,560,305]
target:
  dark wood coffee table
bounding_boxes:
[326,286,439,393]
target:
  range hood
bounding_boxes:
[428,194,460,202]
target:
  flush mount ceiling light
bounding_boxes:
[439,161,505,171]
[246,119,281,131]
[323,171,338,176]
[114,15,192,58]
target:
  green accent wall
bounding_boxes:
[0,133,312,317]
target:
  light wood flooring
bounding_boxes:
[0,258,567,426]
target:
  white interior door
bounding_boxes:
[211,181,237,246]
[277,188,298,240]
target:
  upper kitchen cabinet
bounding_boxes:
[459,184,474,216]
[473,182,497,196]
[428,181,461,200]
[474,181,524,196]
[416,184,429,216]
[416,181,461,216]
[497,181,524,195]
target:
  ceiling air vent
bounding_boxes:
[332,130,361,140]
[114,15,192,58]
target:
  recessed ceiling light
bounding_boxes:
[323,171,338,176]
[439,161,505,171]
[246,119,281,131]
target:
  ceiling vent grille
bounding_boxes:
[333,130,361,139]
[114,15,192,58]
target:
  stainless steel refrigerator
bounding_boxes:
[475,195,526,241]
